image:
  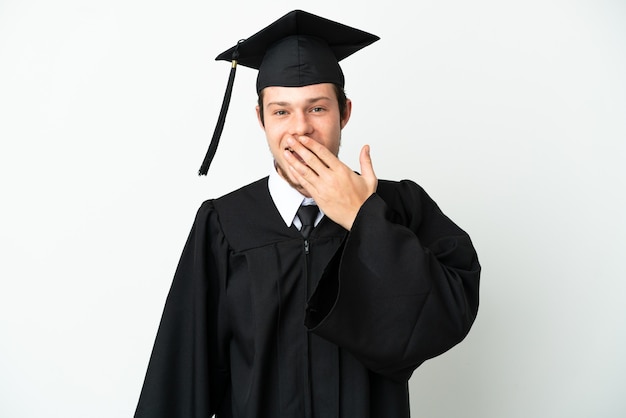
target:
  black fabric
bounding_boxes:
[297,204,319,239]
[198,54,240,176]
[256,35,344,94]
[134,177,481,418]
[215,10,379,92]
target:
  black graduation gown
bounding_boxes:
[134,177,480,418]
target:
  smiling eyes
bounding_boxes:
[272,106,326,117]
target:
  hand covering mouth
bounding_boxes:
[287,147,305,163]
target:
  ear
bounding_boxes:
[255,105,265,129]
[340,98,352,129]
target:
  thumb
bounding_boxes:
[359,144,377,182]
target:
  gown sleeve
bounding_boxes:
[305,180,481,382]
[134,201,230,418]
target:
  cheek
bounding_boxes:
[265,130,287,156]
[264,122,285,143]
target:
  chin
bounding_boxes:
[275,162,310,195]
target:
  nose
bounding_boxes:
[291,110,313,137]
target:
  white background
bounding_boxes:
[1,1,625,417]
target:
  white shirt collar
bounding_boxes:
[268,162,324,227]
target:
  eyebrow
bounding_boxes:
[266,96,332,107]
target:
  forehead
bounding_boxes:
[262,83,337,106]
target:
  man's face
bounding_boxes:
[257,83,351,194]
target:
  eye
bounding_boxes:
[311,106,325,113]
[273,109,288,116]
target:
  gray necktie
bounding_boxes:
[297,205,319,239]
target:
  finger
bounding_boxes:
[285,155,319,197]
[283,145,318,177]
[359,144,376,181]
[296,136,340,169]
[284,145,328,199]
[286,137,331,176]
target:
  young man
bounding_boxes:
[135,10,480,418]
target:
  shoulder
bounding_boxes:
[376,178,433,207]
[194,177,268,214]
[196,177,294,251]
[377,178,424,193]
[213,177,269,206]
[373,178,446,228]
[186,177,269,242]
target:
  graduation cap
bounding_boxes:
[198,9,379,175]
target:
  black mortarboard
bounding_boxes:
[198,9,379,175]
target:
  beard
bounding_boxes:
[273,159,312,197]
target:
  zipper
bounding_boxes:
[303,236,312,418]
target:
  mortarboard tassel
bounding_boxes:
[198,42,242,176]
